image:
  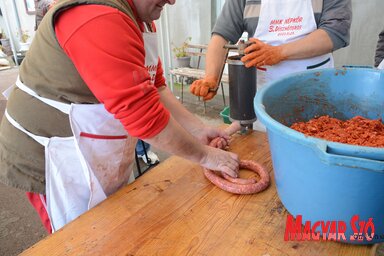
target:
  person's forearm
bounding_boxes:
[205,34,229,79]
[158,86,204,132]
[280,29,334,60]
[144,116,206,163]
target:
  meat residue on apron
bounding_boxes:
[291,115,384,147]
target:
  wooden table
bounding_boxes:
[21,131,373,256]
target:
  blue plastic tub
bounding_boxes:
[254,67,384,244]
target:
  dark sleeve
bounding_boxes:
[212,0,247,44]
[319,0,352,51]
[375,29,384,67]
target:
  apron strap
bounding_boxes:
[15,76,71,114]
[4,109,50,146]
[244,2,261,19]
[4,109,73,147]
[144,22,152,33]
[378,59,384,70]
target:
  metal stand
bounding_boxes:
[135,140,159,178]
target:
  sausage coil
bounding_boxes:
[203,122,270,194]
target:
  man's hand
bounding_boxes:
[200,145,239,178]
[241,38,287,68]
[189,76,218,101]
[190,125,231,146]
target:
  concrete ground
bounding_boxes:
[0,67,228,255]
[0,68,48,256]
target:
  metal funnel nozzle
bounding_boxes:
[224,40,252,55]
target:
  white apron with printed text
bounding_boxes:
[253,0,334,131]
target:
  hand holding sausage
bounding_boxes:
[224,121,242,136]
[192,125,231,146]
[208,122,241,149]
[204,160,270,194]
[199,145,239,178]
[203,121,271,195]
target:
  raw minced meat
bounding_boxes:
[291,115,384,147]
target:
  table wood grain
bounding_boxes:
[21,131,373,256]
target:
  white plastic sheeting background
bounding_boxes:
[1,0,383,69]
[333,0,384,67]
[157,0,384,83]
[155,0,212,88]
[0,0,35,52]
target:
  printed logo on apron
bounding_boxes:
[253,0,334,89]
[252,0,334,132]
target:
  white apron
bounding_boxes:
[378,59,384,70]
[253,0,334,131]
[3,24,159,232]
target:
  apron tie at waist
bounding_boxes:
[3,21,159,231]
[4,109,51,146]
[4,79,135,232]
[15,76,71,114]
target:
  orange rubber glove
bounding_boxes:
[189,76,219,101]
[241,38,287,68]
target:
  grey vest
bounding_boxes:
[0,0,138,193]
